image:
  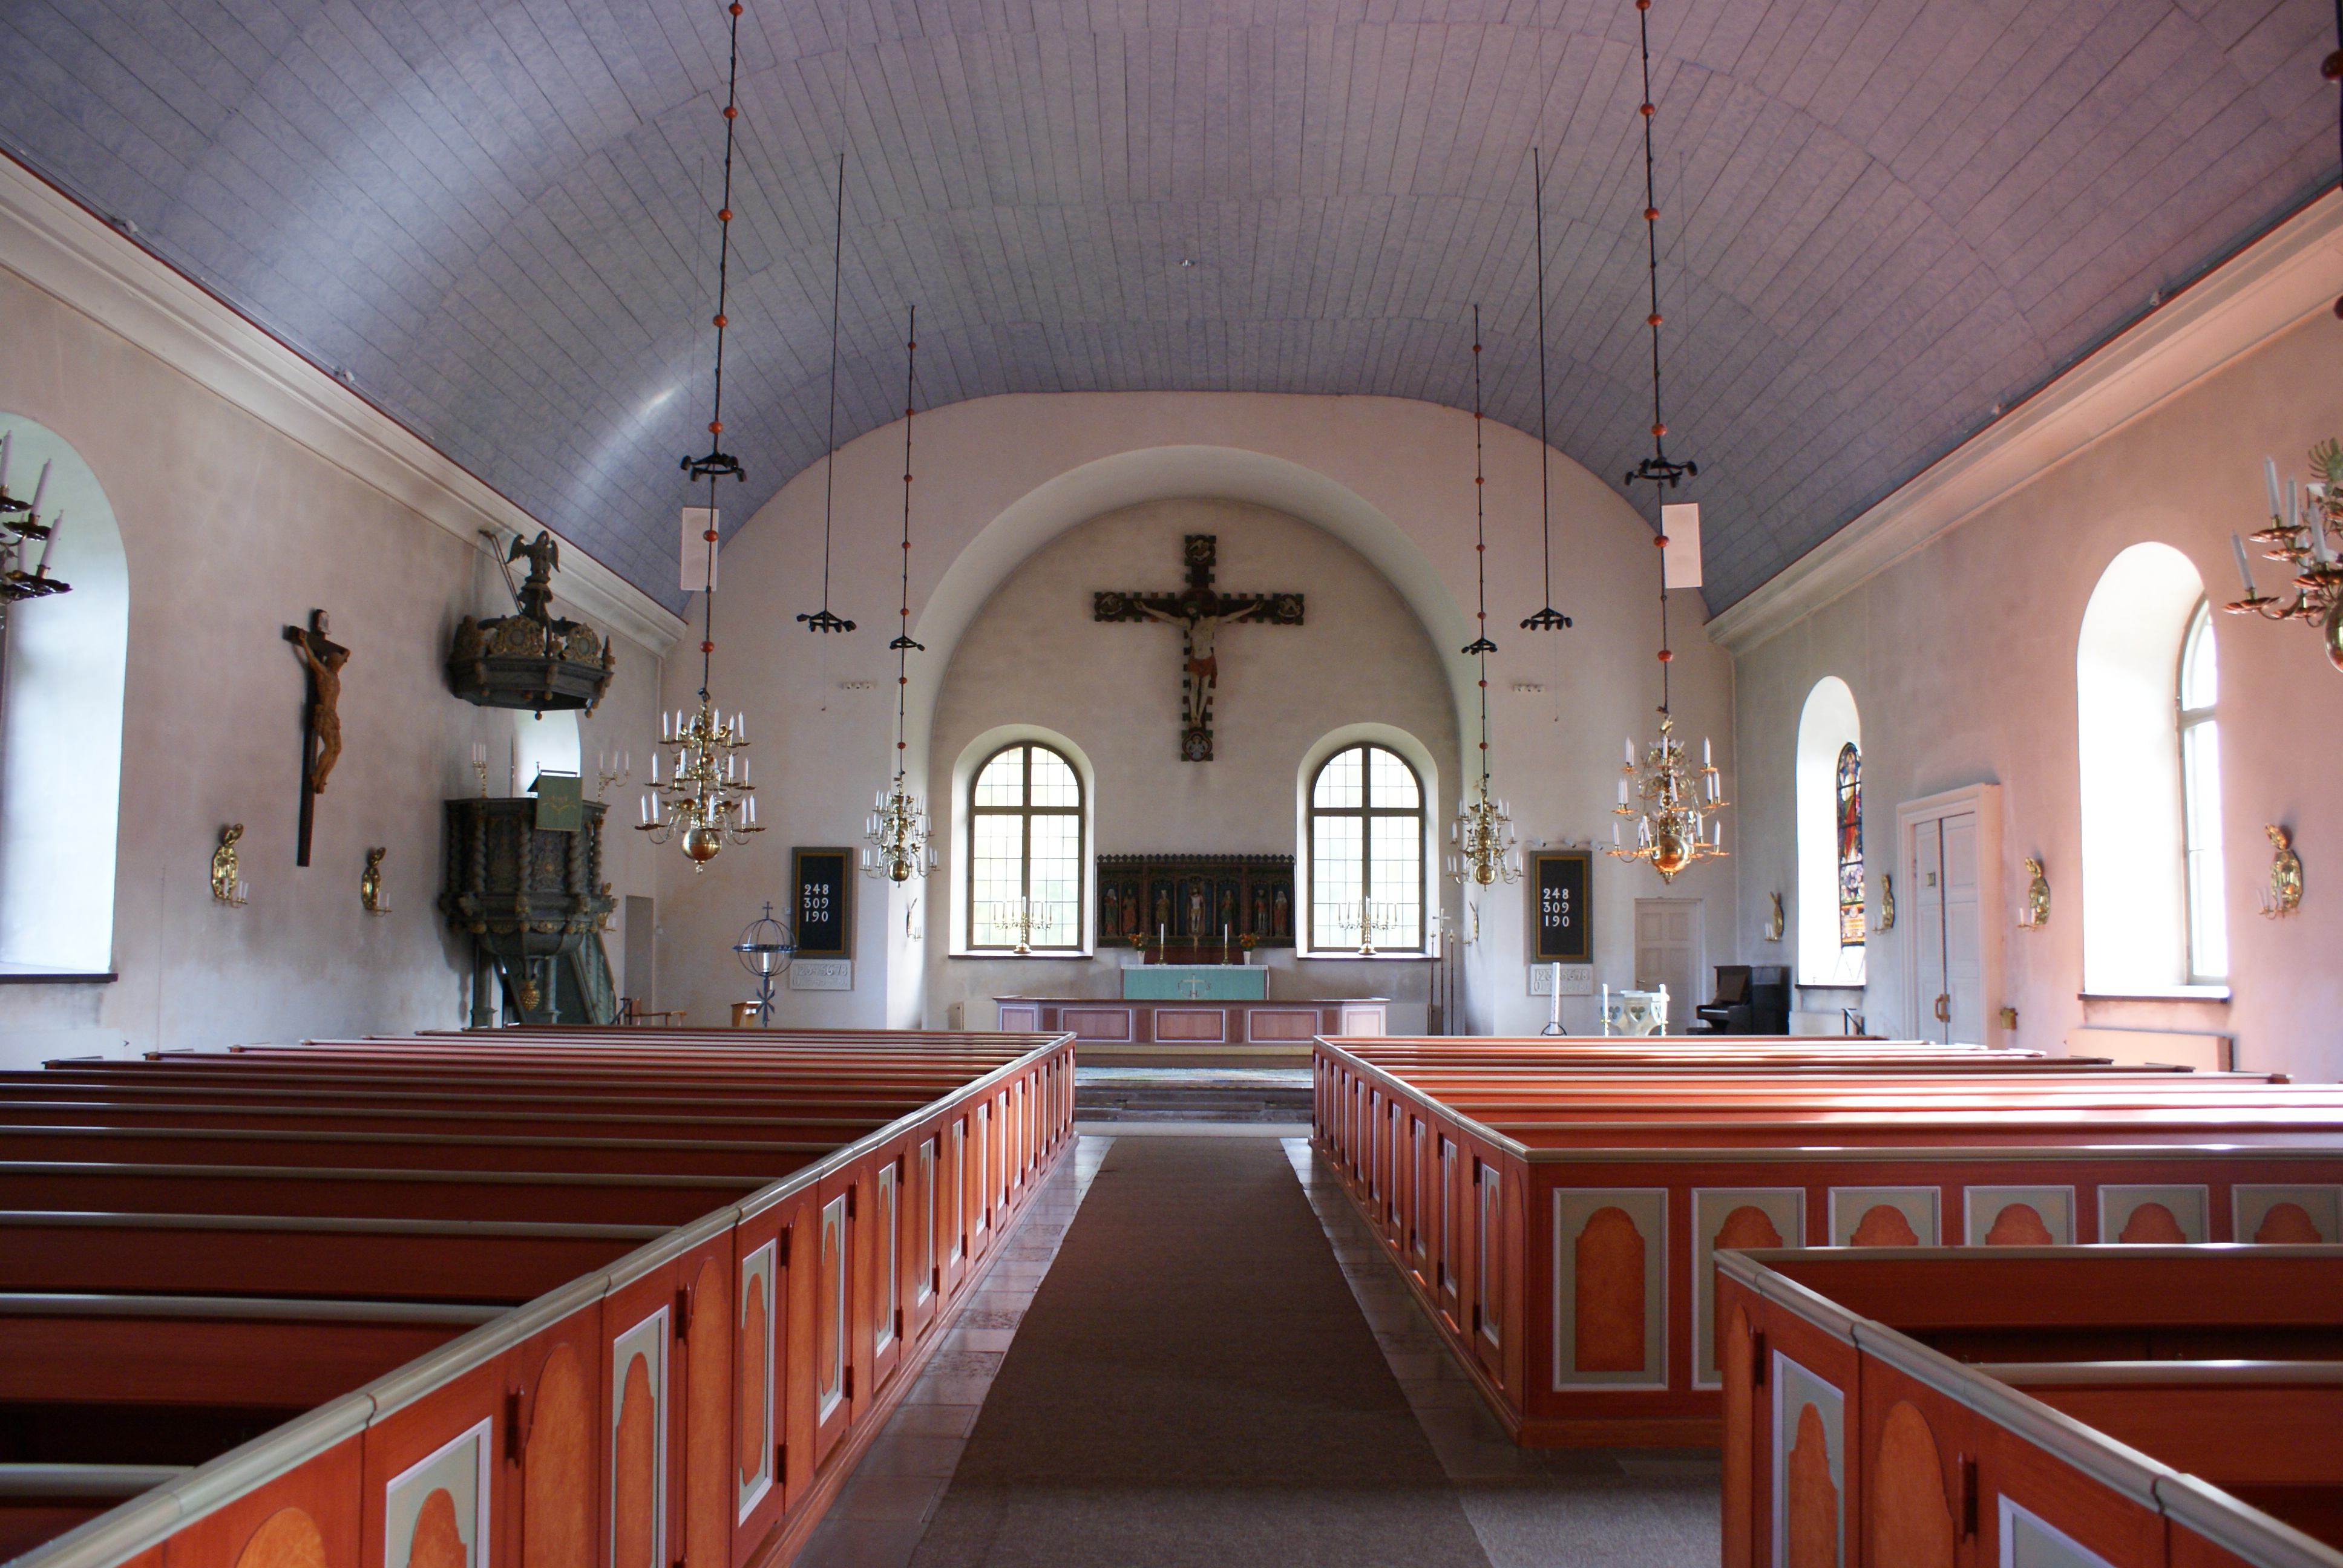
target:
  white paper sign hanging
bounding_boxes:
[1661,502,1702,589]
[682,507,719,592]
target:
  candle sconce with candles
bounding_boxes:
[210,824,249,908]
[0,435,73,605]
[2261,824,2304,919]
[2226,442,2343,670]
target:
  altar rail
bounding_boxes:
[1717,1247,2343,1567]
[1311,1036,2343,1447]
[3,1027,1076,1568]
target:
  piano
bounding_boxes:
[1693,964,1790,1034]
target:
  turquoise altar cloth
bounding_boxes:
[1120,964,1270,1001]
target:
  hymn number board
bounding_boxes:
[1532,851,1593,963]
[791,848,852,960]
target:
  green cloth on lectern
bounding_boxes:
[531,773,583,831]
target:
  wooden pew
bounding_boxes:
[1716,1246,2343,1567]
[4,1026,1078,1568]
[1312,1036,2343,1449]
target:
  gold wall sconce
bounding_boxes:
[1763,891,1784,942]
[2018,857,2050,931]
[210,824,248,907]
[1874,872,1896,932]
[361,846,390,916]
[2261,824,2303,919]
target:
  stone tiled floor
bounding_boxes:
[1282,1138,1722,1568]
[790,1130,1719,1568]
[790,1135,1114,1568]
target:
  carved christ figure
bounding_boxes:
[287,612,352,794]
[1092,535,1303,761]
[1129,592,1275,732]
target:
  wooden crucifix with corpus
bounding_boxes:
[1093,534,1303,762]
[283,608,350,867]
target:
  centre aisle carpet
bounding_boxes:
[908,1135,1490,1567]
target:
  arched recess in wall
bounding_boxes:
[513,708,582,789]
[903,446,1469,790]
[0,414,128,974]
[1296,724,1440,956]
[2077,542,2215,995]
[1794,678,1864,987]
[944,725,1096,957]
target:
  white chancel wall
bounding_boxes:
[653,392,1739,1036]
[927,498,1458,1029]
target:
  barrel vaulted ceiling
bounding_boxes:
[1,1,2335,613]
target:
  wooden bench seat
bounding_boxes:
[1312,1036,2343,1452]
[2,1026,1079,1568]
[1718,1247,2343,1567]
[0,1161,759,1224]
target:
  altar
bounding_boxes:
[995,993,1386,1050]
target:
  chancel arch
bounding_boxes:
[1794,677,1864,987]
[2077,542,2223,995]
[0,413,127,978]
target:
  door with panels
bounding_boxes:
[1899,783,2004,1047]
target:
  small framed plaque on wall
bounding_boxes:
[791,847,853,960]
[1532,850,1593,964]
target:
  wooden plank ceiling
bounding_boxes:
[0,0,2333,611]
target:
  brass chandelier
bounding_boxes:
[863,308,937,884]
[639,0,762,871]
[1606,0,1728,884]
[0,439,70,604]
[2227,443,2343,670]
[1448,307,1522,890]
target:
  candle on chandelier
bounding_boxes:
[650,752,660,784]
[1625,737,1636,766]
[1611,820,1620,846]
[0,431,11,492]
[1617,776,1629,806]
[746,795,756,825]
[27,460,48,520]
[35,510,61,573]
[2231,533,2259,596]
[2266,456,2284,520]
[1703,737,1712,767]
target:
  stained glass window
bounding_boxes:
[1835,742,1864,947]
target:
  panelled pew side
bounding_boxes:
[10,1031,1078,1568]
[1307,1038,2343,1451]
[1715,1246,2343,1568]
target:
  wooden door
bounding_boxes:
[1942,814,1984,1045]
[1912,818,1949,1044]
[1909,811,1983,1044]
[1634,898,1703,1020]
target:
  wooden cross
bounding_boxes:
[283,608,350,867]
[1093,534,1303,762]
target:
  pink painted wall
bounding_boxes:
[1732,310,2343,1079]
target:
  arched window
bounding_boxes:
[1835,743,1864,947]
[1,414,127,978]
[1308,744,1424,953]
[2177,601,2226,984]
[1794,678,1863,985]
[968,743,1083,950]
[2077,543,2219,993]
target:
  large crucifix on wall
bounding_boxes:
[1093,534,1302,762]
[283,608,350,867]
